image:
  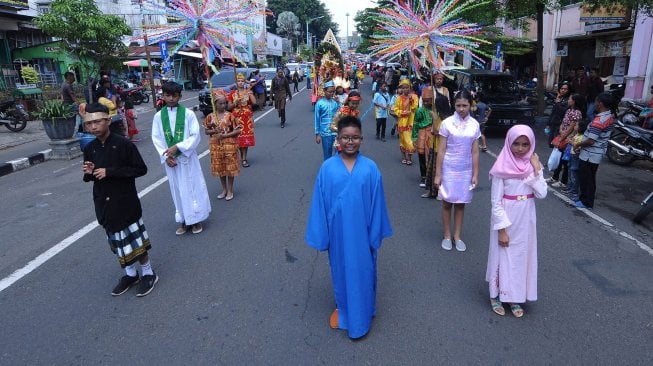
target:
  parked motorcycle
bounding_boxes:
[607,119,653,165]
[633,191,653,223]
[155,89,165,111]
[115,80,150,105]
[0,99,29,132]
[618,99,645,125]
[607,83,625,100]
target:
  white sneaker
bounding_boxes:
[552,181,567,188]
[455,239,467,252]
[419,182,426,188]
[441,238,452,251]
[545,177,557,184]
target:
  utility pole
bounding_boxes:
[140,0,157,109]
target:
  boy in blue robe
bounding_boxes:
[305,116,393,339]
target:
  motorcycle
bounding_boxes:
[115,80,150,105]
[633,191,653,223]
[607,119,653,165]
[0,99,29,132]
[618,99,645,125]
[155,89,165,111]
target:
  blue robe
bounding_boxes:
[305,153,393,339]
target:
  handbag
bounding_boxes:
[551,134,568,151]
[547,147,562,171]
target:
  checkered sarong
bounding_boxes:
[106,218,151,267]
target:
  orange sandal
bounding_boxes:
[329,309,339,329]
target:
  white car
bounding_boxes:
[259,67,278,101]
[285,63,304,80]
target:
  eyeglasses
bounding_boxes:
[338,136,363,143]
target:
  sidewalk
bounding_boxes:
[0,120,52,177]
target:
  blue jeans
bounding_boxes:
[567,154,580,200]
[320,135,335,161]
[587,102,595,122]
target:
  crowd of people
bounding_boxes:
[76,62,629,340]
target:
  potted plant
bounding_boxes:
[37,99,76,140]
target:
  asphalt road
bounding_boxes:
[0,82,651,365]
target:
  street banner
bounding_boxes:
[159,41,171,72]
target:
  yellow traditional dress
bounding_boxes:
[393,93,418,154]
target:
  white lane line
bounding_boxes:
[484,146,653,256]
[0,106,274,293]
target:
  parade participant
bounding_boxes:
[330,90,362,152]
[412,86,435,188]
[271,68,292,128]
[124,98,139,141]
[486,125,547,318]
[393,78,418,165]
[314,80,340,160]
[373,82,391,141]
[433,72,451,111]
[204,89,242,201]
[96,86,124,137]
[421,84,452,198]
[82,103,158,297]
[434,90,480,252]
[335,85,348,106]
[152,81,211,235]
[228,73,257,164]
[305,115,393,339]
[573,92,616,209]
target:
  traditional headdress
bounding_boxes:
[83,112,109,122]
[399,78,411,87]
[324,80,335,89]
[489,125,536,180]
[236,73,246,80]
[212,88,227,100]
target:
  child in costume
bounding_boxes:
[412,86,435,188]
[204,89,243,201]
[82,103,157,297]
[306,116,393,339]
[314,80,340,161]
[393,79,418,165]
[486,125,547,318]
[152,81,211,235]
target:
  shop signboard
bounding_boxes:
[584,22,623,32]
[0,0,28,9]
[580,4,627,22]
[595,38,632,58]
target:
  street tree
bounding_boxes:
[277,11,302,52]
[266,0,338,45]
[35,0,131,101]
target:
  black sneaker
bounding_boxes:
[136,273,159,297]
[111,274,140,296]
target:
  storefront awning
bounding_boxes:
[13,88,42,96]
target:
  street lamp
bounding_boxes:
[306,16,325,49]
[345,13,349,51]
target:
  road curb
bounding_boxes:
[0,149,52,177]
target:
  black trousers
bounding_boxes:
[578,159,599,208]
[552,158,568,184]
[376,118,387,137]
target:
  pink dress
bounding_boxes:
[437,114,480,203]
[485,170,547,303]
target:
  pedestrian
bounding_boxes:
[473,92,490,152]
[573,92,616,209]
[434,90,480,252]
[549,93,586,189]
[251,69,266,111]
[314,80,340,160]
[307,65,313,90]
[486,125,547,318]
[586,67,604,121]
[271,68,292,128]
[566,119,587,202]
[373,82,391,141]
[545,83,570,147]
[571,66,589,100]
[412,86,436,188]
[81,103,158,297]
[228,73,257,164]
[305,115,393,339]
[393,78,418,165]
[61,71,76,106]
[152,81,211,235]
[204,89,242,201]
[96,86,125,137]
[124,98,139,141]
[292,68,300,92]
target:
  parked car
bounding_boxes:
[446,69,535,129]
[198,67,255,116]
[285,62,304,81]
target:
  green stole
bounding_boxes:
[161,105,186,157]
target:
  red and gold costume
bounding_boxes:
[204,110,242,177]
[228,86,256,147]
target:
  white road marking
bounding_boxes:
[484,146,653,256]
[0,104,277,293]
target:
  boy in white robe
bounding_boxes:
[152,81,211,234]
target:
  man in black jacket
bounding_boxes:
[271,68,292,128]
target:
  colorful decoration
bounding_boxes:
[370,0,491,71]
[135,0,267,64]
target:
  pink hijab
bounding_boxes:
[489,125,535,179]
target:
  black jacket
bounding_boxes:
[83,133,147,232]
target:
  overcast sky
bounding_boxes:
[325,0,377,38]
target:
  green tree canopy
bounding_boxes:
[267,0,338,45]
[35,0,131,74]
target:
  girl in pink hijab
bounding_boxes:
[486,125,547,318]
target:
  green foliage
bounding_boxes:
[34,0,131,78]
[20,66,40,84]
[266,0,338,44]
[36,99,75,120]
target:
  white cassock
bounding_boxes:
[152,106,211,225]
